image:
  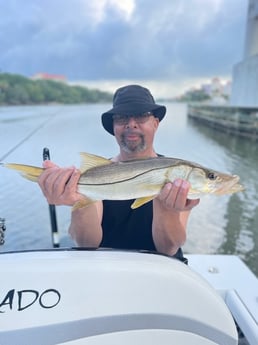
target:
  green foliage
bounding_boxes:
[0,73,112,105]
[180,89,211,102]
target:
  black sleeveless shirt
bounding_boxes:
[100,199,186,263]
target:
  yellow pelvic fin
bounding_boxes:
[79,152,112,173]
[72,198,96,212]
[131,195,157,209]
[4,163,43,182]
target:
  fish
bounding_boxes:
[1,152,244,209]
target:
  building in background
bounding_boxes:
[230,0,258,107]
[201,78,231,99]
[31,73,67,83]
[180,77,231,103]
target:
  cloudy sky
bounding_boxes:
[0,0,248,97]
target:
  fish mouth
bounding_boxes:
[214,175,242,195]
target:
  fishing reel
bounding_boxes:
[0,218,6,245]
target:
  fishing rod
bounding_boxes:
[43,148,60,248]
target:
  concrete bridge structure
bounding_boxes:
[231,0,258,107]
[188,0,258,141]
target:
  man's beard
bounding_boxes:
[120,132,146,153]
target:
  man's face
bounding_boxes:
[113,112,159,154]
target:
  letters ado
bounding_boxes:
[0,288,61,312]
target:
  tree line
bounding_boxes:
[179,89,211,102]
[0,73,112,105]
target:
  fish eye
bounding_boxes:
[208,172,217,180]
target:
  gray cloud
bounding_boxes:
[0,0,248,83]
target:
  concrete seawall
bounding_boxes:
[187,104,258,140]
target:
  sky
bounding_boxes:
[0,0,249,97]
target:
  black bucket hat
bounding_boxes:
[101,85,166,135]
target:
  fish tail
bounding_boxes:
[3,163,43,182]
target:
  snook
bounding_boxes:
[2,152,244,209]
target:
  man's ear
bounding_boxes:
[154,117,160,131]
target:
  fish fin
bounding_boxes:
[3,163,43,182]
[187,193,202,199]
[187,189,203,199]
[131,195,156,209]
[72,198,96,212]
[79,152,112,173]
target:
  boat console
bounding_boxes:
[0,249,238,344]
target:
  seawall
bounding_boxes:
[187,104,258,140]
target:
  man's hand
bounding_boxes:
[157,179,200,212]
[38,160,84,206]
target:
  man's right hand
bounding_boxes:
[38,160,84,206]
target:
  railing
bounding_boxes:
[187,104,258,140]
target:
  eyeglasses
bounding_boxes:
[112,112,154,126]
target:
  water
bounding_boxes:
[0,103,257,277]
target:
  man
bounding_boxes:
[38,85,200,262]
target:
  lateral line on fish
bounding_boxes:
[78,166,168,186]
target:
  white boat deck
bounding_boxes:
[188,254,258,345]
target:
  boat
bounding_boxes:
[0,248,257,344]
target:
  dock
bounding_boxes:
[187,104,258,140]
